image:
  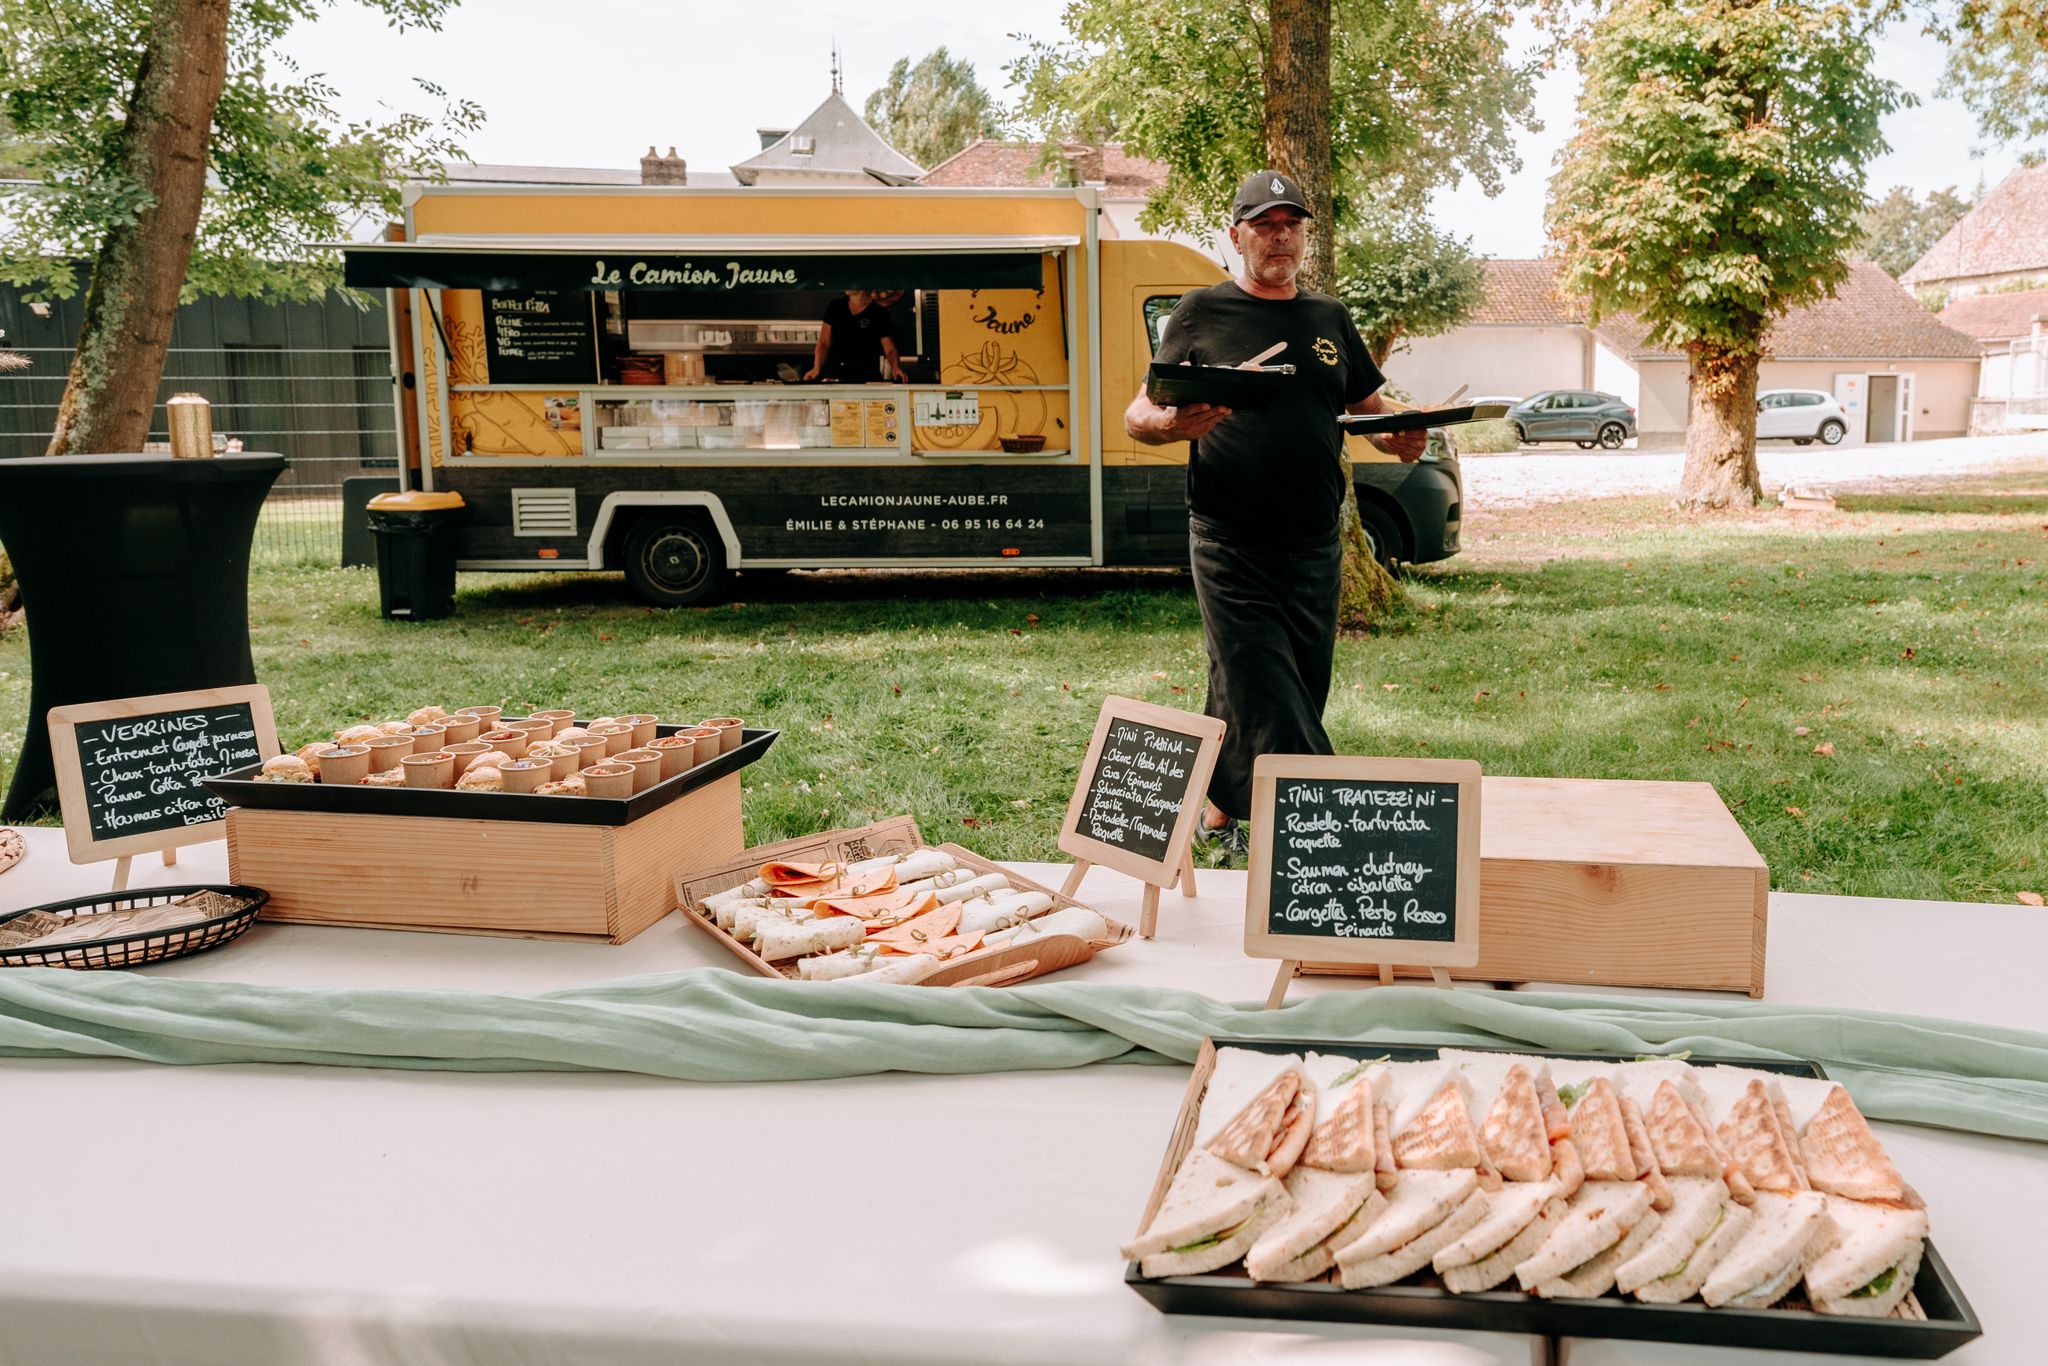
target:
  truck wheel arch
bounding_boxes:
[587,493,742,571]
[1353,486,1411,566]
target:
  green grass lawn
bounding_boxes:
[4,475,2043,904]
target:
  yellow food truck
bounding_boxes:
[347,182,1462,605]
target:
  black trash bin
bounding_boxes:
[366,490,464,620]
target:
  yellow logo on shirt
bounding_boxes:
[1313,337,1340,366]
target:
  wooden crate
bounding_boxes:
[1302,777,1768,996]
[228,772,744,943]
[675,816,1133,987]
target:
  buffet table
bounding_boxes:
[2,827,2040,1365]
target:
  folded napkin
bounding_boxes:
[4,969,2047,1143]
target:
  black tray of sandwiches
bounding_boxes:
[1123,1039,1980,1359]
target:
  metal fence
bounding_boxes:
[0,344,400,566]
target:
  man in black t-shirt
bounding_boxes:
[1123,169,1426,858]
[805,290,908,383]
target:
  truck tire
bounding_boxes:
[1357,500,1405,572]
[622,512,729,607]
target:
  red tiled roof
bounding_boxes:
[917,140,1167,197]
[1937,287,2048,343]
[1901,162,2048,286]
[1590,263,1981,361]
[1466,259,1584,325]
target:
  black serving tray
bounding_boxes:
[1146,361,1295,411]
[1338,402,1510,434]
[1127,1039,1982,1360]
[204,725,778,827]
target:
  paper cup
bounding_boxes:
[619,714,659,747]
[407,724,448,754]
[444,741,493,775]
[616,748,664,792]
[530,709,577,737]
[582,763,637,799]
[478,730,530,760]
[683,725,722,759]
[437,713,481,745]
[401,751,456,789]
[506,718,555,741]
[499,759,553,794]
[702,717,743,755]
[316,744,370,785]
[365,735,415,772]
[590,723,634,755]
[649,734,696,778]
[458,705,503,727]
[565,735,612,769]
[537,746,578,782]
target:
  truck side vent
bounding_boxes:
[512,488,577,538]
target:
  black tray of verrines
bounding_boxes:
[1126,1038,1981,1360]
[204,724,778,827]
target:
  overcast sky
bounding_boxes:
[276,0,2029,259]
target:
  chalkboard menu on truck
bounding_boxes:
[1059,697,1224,886]
[1244,755,1480,970]
[48,686,279,862]
[483,290,599,385]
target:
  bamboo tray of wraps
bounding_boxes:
[1124,1038,1980,1359]
[675,816,1133,988]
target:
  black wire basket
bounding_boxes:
[0,885,268,970]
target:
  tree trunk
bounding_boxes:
[1263,0,1337,293]
[1266,0,1403,630]
[1678,345,1764,508]
[45,0,230,457]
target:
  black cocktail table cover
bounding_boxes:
[0,453,284,818]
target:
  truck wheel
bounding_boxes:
[1358,501,1405,572]
[622,513,728,607]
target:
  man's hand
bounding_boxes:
[1369,428,1428,462]
[1125,387,1233,445]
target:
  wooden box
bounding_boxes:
[1304,777,1769,996]
[675,816,1133,988]
[227,772,744,943]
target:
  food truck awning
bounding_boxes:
[341,236,1076,292]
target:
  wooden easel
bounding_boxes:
[1059,843,1200,940]
[1263,958,1453,1009]
[109,847,179,894]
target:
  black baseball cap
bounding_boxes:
[1232,169,1312,223]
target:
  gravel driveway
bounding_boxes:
[1460,431,2048,506]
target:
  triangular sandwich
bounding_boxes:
[1718,1077,1809,1195]
[1478,1065,1553,1184]
[1329,1168,1478,1264]
[1245,1166,1379,1282]
[1800,1086,1906,1204]
[1805,1196,1929,1318]
[1701,1190,1831,1309]
[1301,1077,1377,1174]
[1207,1069,1316,1179]
[1336,1182,1491,1289]
[1619,1094,1675,1212]
[1615,1175,1749,1302]
[1433,1182,1566,1293]
[1515,1180,1656,1291]
[1122,1149,1291,1278]
[1530,1210,1663,1299]
[1646,1080,1723,1178]
[1568,1078,1636,1182]
[1393,1081,1485,1171]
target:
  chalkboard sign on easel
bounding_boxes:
[1244,754,1480,1008]
[1058,696,1225,938]
[47,686,279,890]
[482,290,600,385]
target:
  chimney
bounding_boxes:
[1057,141,1104,186]
[640,145,687,185]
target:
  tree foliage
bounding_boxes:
[1936,0,2048,145]
[862,47,1001,173]
[1549,0,1904,506]
[0,0,482,304]
[1333,210,1485,364]
[1855,183,1974,278]
[1009,0,1537,241]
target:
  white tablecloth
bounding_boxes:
[1,828,2037,1365]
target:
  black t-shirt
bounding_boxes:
[1153,281,1383,544]
[821,296,894,381]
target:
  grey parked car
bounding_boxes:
[1506,390,1638,449]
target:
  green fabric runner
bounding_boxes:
[5,966,2048,1143]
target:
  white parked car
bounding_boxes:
[1756,389,1850,445]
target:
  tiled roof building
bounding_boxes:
[1900,163,2048,297]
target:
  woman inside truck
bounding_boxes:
[803,289,909,383]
